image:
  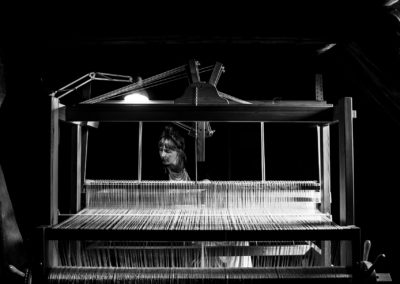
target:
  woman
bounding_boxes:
[158,125,191,181]
[158,125,252,268]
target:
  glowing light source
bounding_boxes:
[317,43,337,55]
[124,92,149,103]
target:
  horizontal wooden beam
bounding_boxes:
[46,225,359,241]
[48,266,354,281]
[65,101,335,123]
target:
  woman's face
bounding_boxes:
[159,138,179,167]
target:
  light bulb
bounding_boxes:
[124,92,149,103]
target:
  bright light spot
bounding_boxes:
[124,92,149,103]
[317,43,337,55]
[385,0,399,7]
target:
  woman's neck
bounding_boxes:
[168,168,190,181]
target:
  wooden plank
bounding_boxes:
[50,97,59,225]
[46,226,360,242]
[318,125,332,267]
[319,125,331,214]
[81,127,89,191]
[65,103,334,123]
[69,125,82,213]
[335,97,355,226]
[334,97,356,267]
[47,266,354,281]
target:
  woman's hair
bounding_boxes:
[159,125,187,171]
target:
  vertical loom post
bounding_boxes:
[315,72,332,267]
[197,121,206,162]
[336,97,355,226]
[50,97,59,226]
[138,122,143,182]
[318,125,331,214]
[69,124,82,213]
[261,122,266,181]
[49,97,60,268]
[335,97,355,267]
[317,124,332,266]
[81,126,89,192]
[35,226,49,283]
[195,122,198,182]
[80,83,91,191]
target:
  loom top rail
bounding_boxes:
[61,101,336,123]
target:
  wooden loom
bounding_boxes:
[34,59,371,283]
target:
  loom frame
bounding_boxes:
[40,96,361,283]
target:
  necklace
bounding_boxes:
[168,168,190,181]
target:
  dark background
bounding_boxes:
[1,1,399,281]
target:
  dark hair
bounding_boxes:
[159,125,187,171]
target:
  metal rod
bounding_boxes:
[195,122,198,182]
[50,73,93,97]
[218,91,252,104]
[96,72,133,81]
[138,122,143,182]
[56,78,93,99]
[317,126,321,184]
[52,72,133,99]
[82,65,187,104]
[75,125,82,212]
[261,122,266,181]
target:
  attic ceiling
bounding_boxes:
[5,1,398,45]
[2,1,400,106]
